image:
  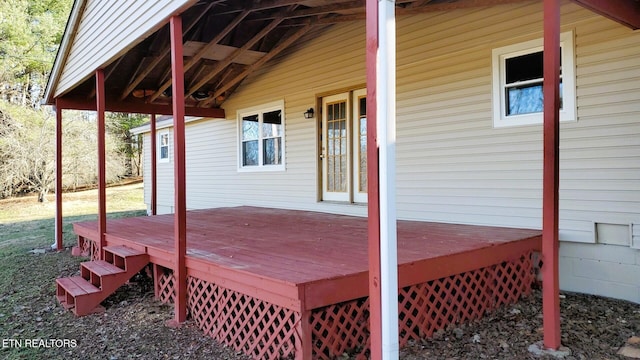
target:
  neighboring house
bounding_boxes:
[131,1,640,303]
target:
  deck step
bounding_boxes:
[56,245,149,316]
[103,245,145,258]
[81,260,125,277]
[56,276,101,296]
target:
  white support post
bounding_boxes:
[378,0,399,358]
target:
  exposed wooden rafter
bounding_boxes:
[313,0,535,24]
[247,1,364,21]
[88,56,124,99]
[184,7,295,99]
[119,1,218,100]
[199,21,317,107]
[57,0,640,112]
[147,9,251,103]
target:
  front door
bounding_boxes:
[321,89,367,203]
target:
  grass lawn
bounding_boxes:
[0,183,145,359]
[0,182,146,250]
[0,183,246,360]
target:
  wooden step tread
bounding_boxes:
[81,260,125,276]
[103,245,146,258]
[56,276,100,296]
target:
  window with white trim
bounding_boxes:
[237,101,285,171]
[158,132,170,162]
[492,31,576,127]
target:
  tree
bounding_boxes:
[0,102,55,201]
[106,113,147,177]
[0,0,72,107]
[0,101,128,201]
[0,0,137,201]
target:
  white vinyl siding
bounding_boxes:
[55,0,194,97]
[146,1,640,239]
[142,2,640,302]
[143,131,175,215]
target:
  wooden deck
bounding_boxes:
[72,206,542,359]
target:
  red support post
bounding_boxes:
[365,0,382,358]
[55,101,63,250]
[96,69,107,260]
[150,114,158,216]
[170,15,188,324]
[542,0,562,350]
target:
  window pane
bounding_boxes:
[160,146,168,159]
[507,82,564,116]
[506,51,543,84]
[359,117,367,193]
[340,156,347,192]
[242,115,259,140]
[242,140,259,166]
[262,110,282,137]
[359,97,366,117]
[263,138,282,165]
[326,100,347,193]
[507,83,543,115]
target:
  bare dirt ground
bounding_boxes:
[0,185,638,359]
[1,247,638,359]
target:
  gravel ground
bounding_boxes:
[1,248,638,360]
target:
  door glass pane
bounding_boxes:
[359,116,367,192]
[326,101,347,192]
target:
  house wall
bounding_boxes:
[143,128,175,215]
[143,1,640,302]
[56,0,194,97]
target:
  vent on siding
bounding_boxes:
[632,223,640,250]
[595,222,630,246]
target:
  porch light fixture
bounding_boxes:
[304,108,315,119]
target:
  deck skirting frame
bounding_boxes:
[156,268,298,359]
[150,250,539,359]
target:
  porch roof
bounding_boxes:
[44,0,640,115]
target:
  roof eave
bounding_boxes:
[43,0,86,106]
[572,0,640,30]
